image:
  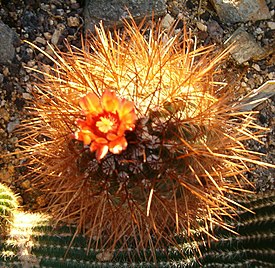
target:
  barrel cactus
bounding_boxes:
[15,15,274,259]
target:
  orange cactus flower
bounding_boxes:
[74,90,136,161]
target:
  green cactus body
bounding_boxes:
[0,183,19,228]
[192,192,275,267]
[1,191,274,267]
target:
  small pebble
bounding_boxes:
[21,180,31,189]
[1,109,10,121]
[7,119,20,133]
[3,67,10,76]
[267,21,275,30]
[161,14,175,30]
[51,29,62,45]
[96,251,114,262]
[36,195,48,207]
[26,48,34,55]
[252,64,261,72]
[43,32,52,40]
[22,93,32,100]
[27,60,36,68]
[35,36,47,45]
[255,27,264,34]
[67,16,80,27]
[56,9,65,16]
[267,73,274,79]
[196,21,207,31]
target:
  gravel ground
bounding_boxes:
[0,0,274,209]
[0,0,84,208]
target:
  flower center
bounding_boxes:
[96,116,116,133]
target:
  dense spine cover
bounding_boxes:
[12,15,274,258]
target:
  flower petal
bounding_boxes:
[85,114,95,125]
[102,90,119,112]
[79,92,102,114]
[83,128,97,138]
[89,141,98,152]
[109,136,128,154]
[95,144,109,161]
[74,127,98,145]
[75,119,87,128]
[95,137,108,144]
[118,100,135,118]
[106,133,118,141]
[74,131,83,141]
[122,112,137,125]
[117,120,135,136]
[83,134,92,145]
[117,123,127,136]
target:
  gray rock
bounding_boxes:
[210,0,271,23]
[234,80,275,111]
[207,20,224,42]
[224,27,266,64]
[7,118,20,133]
[51,24,66,45]
[0,20,19,64]
[161,13,175,30]
[84,0,167,32]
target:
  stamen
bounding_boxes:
[96,117,115,133]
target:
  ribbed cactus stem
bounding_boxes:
[1,191,274,267]
[0,183,19,228]
[193,192,275,267]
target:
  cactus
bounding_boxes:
[190,191,275,267]
[0,183,19,230]
[0,184,49,266]
[16,14,274,257]
[1,191,274,267]
[0,183,20,262]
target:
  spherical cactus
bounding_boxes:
[18,17,273,258]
